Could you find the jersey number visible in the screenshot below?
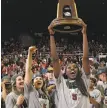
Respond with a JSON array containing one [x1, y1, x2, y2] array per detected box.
[[72, 94, 77, 100]]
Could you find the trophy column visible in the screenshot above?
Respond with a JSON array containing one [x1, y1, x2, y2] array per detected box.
[[51, 0, 83, 33]]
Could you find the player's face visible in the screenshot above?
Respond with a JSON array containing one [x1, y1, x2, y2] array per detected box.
[[99, 73, 107, 82], [89, 79, 94, 88], [16, 76, 24, 89], [66, 63, 78, 80]]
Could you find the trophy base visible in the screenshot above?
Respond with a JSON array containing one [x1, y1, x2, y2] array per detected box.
[[52, 18, 83, 33]]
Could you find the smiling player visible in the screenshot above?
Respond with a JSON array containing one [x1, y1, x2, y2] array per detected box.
[[48, 19, 90, 108]]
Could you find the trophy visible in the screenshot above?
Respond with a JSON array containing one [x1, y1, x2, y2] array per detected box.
[[51, 0, 83, 33]]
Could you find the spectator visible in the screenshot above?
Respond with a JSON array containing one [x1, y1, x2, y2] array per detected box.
[[89, 77, 101, 108], [96, 67, 107, 108]]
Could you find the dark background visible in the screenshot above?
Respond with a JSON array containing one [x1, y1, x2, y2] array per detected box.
[[1, 0, 107, 40]]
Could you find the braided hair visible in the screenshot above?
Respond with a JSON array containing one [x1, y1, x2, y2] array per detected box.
[[75, 69, 89, 96]]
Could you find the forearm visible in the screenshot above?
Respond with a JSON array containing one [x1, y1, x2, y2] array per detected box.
[[27, 51, 32, 70], [47, 85, 56, 92], [83, 32, 88, 58], [25, 51, 33, 84], [50, 35, 58, 59], [50, 35, 60, 78], [82, 31, 90, 73]]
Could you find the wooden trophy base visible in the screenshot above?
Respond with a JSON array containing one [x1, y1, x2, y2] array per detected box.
[[52, 18, 83, 33]]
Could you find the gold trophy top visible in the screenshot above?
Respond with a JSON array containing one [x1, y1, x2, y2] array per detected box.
[[51, 0, 83, 33], [57, 0, 78, 19]]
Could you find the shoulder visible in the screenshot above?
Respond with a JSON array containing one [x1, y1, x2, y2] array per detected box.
[[24, 83, 34, 91], [6, 92, 15, 103], [29, 90, 38, 97], [7, 92, 15, 98]]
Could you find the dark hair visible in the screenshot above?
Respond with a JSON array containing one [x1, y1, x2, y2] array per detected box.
[[75, 69, 89, 97], [33, 75, 49, 99], [90, 77, 97, 84], [90, 77, 97, 86], [41, 79, 49, 99]]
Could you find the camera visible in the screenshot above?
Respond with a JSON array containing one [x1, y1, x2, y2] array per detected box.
[[5, 82, 12, 90]]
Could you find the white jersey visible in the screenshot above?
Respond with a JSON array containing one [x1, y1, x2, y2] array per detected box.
[[69, 88, 82, 107], [55, 69, 90, 108]]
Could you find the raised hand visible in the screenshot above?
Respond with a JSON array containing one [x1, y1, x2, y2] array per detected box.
[[77, 19, 87, 34], [48, 24, 55, 35], [81, 22, 87, 34], [28, 46, 37, 54], [16, 94, 24, 106], [48, 18, 59, 35]]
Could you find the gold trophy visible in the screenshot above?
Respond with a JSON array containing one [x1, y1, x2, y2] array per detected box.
[[51, 0, 83, 33]]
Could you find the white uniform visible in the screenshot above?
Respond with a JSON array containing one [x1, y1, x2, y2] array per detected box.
[[54, 69, 90, 108]]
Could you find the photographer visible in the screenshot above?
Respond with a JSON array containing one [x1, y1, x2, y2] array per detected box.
[[1, 76, 12, 108]]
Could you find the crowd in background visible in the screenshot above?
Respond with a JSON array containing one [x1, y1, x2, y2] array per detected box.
[[1, 35, 107, 108]]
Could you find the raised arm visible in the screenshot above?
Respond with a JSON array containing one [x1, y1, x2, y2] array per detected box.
[[48, 24, 60, 78], [24, 46, 37, 85], [81, 20, 90, 74]]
